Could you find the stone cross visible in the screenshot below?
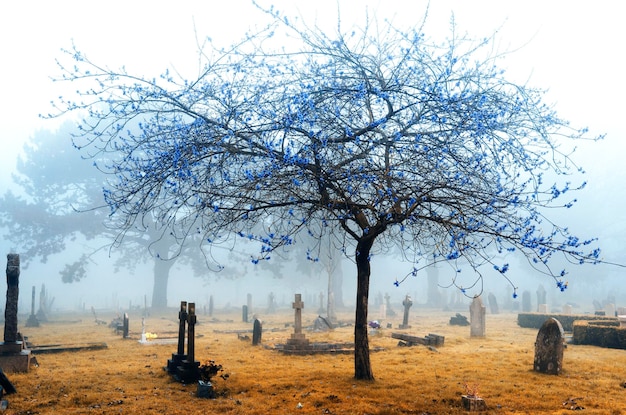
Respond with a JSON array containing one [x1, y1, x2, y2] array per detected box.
[[177, 301, 188, 356], [534, 317, 564, 374], [470, 295, 486, 337], [399, 295, 413, 329], [4, 254, 20, 343], [187, 302, 197, 363], [292, 294, 304, 335]]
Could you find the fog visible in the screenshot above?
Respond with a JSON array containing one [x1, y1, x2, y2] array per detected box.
[[1, 1, 624, 314]]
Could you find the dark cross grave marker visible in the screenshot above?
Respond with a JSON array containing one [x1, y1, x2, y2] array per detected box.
[[252, 317, 262, 346], [176, 302, 200, 383], [534, 317, 564, 375], [399, 295, 413, 329], [25, 286, 40, 327], [166, 301, 188, 374]]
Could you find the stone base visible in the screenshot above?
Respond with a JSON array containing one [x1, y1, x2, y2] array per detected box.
[[166, 353, 187, 374], [175, 360, 200, 384], [25, 314, 40, 328], [462, 395, 486, 411], [0, 342, 31, 373], [398, 324, 411, 329]]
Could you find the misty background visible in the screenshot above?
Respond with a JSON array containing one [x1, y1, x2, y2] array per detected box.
[[0, 1, 624, 313]]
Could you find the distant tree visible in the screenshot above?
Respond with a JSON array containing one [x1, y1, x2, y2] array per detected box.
[[51, 7, 602, 380], [0, 123, 225, 308]]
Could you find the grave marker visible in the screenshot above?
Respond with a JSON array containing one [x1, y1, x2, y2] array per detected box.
[[399, 295, 413, 329], [122, 313, 129, 339], [166, 301, 188, 374], [534, 317, 564, 375], [252, 317, 262, 346], [487, 292, 499, 314], [25, 286, 40, 328], [285, 294, 310, 348], [470, 296, 486, 337], [242, 305, 248, 323], [176, 302, 201, 383]]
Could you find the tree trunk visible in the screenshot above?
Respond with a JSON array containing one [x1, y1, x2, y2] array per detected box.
[[152, 259, 174, 309], [354, 238, 374, 380]]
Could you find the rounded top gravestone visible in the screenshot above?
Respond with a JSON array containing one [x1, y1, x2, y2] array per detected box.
[[534, 317, 565, 375]]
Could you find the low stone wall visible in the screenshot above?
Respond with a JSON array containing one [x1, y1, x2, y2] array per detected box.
[[572, 320, 626, 349], [517, 313, 616, 332]]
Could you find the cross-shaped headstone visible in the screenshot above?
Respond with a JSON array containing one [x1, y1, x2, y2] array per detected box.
[[292, 294, 304, 335]]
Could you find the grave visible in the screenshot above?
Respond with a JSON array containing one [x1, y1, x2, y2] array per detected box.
[[391, 332, 444, 347], [521, 290, 532, 312], [242, 305, 249, 323], [487, 292, 499, 314], [533, 317, 564, 375], [175, 302, 201, 383], [449, 313, 469, 326], [284, 294, 310, 349], [166, 301, 188, 374], [399, 295, 413, 329], [252, 317, 262, 346], [25, 286, 40, 328], [0, 254, 33, 372], [470, 296, 486, 337]]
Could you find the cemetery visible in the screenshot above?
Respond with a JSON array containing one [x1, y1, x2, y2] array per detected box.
[[1, 285, 626, 413]]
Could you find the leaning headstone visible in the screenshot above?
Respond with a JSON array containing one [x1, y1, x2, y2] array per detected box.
[[522, 291, 532, 312], [399, 295, 413, 329], [470, 296, 486, 337], [313, 315, 333, 332], [534, 317, 564, 375], [0, 254, 32, 372], [25, 286, 40, 328], [252, 317, 262, 346], [487, 292, 499, 314]]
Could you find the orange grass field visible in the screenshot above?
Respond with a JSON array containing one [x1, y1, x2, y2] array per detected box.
[[5, 307, 626, 414]]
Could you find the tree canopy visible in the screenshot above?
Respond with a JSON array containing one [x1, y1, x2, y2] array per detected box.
[[50, 6, 602, 379]]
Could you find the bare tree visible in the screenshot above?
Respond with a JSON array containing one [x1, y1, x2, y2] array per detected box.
[[51, 7, 602, 380]]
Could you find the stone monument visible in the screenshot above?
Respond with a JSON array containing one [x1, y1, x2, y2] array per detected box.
[[534, 317, 564, 375], [0, 254, 32, 372], [399, 295, 413, 329], [284, 294, 310, 349], [470, 295, 486, 337]]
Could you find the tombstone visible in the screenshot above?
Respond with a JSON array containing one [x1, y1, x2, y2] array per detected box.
[[36, 284, 50, 322], [533, 317, 564, 375], [562, 304, 573, 315], [122, 313, 130, 339], [285, 294, 309, 348], [0, 254, 32, 372], [318, 292, 325, 314], [176, 302, 201, 383], [267, 292, 276, 314], [242, 305, 249, 323], [522, 290, 532, 312], [166, 301, 188, 374], [399, 295, 413, 329], [139, 317, 148, 344], [208, 295, 214, 317], [487, 292, 499, 314], [25, 286, 40, 328], [605, 303, 616, 317], [470, 296, 486, 337], [449, 313, 470, 326], [384, 293, 396, 317], [246, 293, 253, 315], [536, 285, 547, 311], [252, 317, 262, 346]]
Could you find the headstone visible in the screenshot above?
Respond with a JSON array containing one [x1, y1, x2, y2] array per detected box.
[[242, 305, 248, 323], [267, 292, 276, 314], [470, 296, 486, 337], [252, 317, 262, 345], [25, 286, 40, 327], [522, 291, 532, 312], [285, 294, 309, 348], [399, 295, 413, 329], [122, 313, 129, 339], [139, 317, 148, 344], [166, 301, 188, 374], [536, 285, 547, 311], [487, 292, 499, 314], [534, 317, 564, 375], [384, 293, 396, 317], [36, 284, 50, 322], [176, 302, 200, 383], [562, 304, 572, 315], [313, 315, 333, 332], [0, 254, 32, 372], [449, 313, 470, 326], [605, 303, 616, 317]]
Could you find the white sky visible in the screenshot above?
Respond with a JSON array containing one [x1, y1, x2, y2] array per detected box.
[[0, 1, 624, 305]]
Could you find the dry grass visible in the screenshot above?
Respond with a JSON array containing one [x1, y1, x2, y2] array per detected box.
[[6, 308, 626, 414]]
